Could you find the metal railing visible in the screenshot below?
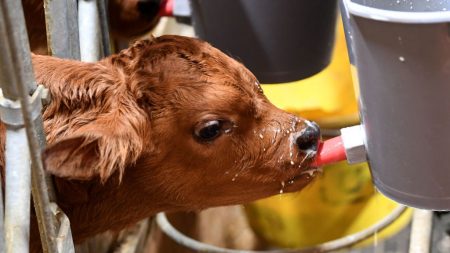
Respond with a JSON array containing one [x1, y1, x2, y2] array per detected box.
[[0, 0, 111, 252], [0, 0, 72, 252]]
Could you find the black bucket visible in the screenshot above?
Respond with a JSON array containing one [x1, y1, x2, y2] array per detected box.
[[189, 0, 339, 83]]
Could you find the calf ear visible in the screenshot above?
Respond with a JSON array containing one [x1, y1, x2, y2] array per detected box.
[[43, 135, 100, 180], [43, 112, 148, 182]]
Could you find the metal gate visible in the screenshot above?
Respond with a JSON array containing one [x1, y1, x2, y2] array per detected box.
[[0, 1, 111, 252]]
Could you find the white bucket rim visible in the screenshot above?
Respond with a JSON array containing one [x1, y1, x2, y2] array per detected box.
[[156, 205, 408, 253], [344, 0, 450, 24]]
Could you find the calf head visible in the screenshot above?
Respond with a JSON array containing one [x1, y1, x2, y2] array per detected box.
[[43, 35, 321, 213]]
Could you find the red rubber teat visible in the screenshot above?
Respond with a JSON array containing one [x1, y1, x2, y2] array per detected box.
[[159, 0, 174, 16], [312, 136, 347, 167]]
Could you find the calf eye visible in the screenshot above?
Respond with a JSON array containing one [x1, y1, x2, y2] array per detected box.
[[195, 120, 223, 142], [194, 119, 235, 143]]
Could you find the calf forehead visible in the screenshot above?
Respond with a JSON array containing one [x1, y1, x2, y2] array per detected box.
[[143, 36, 264, 112], [202, 57, 262, 98], [163, 53, 261, 100]]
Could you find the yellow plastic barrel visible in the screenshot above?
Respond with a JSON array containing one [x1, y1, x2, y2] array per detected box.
[[245, 18, 412, 249], [245, 161, 412, 248]]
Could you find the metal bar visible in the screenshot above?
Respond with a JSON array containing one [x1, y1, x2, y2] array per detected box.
[[49, 204, 75, 253], [0, 1, 40, 252], [43, 1, 80, 252], [113, 219, 150, 253], [0, 1, 36, 98], [409, 209, 433, 253], [44, 0, 81, 59], [0, 163, 5, 253], [4, 127, 31, 253], [97, 0, 112, 57], [30, 115, 60, 253], [79, 0, 112, 61], [79, 0, 102, 62], [0, 1, 72, 253]]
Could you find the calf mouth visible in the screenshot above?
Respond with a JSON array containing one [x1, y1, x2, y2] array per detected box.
[[276, 154, 322, 194]]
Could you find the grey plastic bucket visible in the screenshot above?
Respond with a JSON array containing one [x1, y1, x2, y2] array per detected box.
[[189, 0, 338, 84], [342, 0, 450, 210]]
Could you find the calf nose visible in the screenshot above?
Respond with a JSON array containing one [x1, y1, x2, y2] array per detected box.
[[296, 121, 320, 152]]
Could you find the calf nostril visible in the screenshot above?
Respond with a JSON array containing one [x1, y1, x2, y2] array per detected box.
[[296, 134, 318, 151], [296, 123, 320, 152]]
